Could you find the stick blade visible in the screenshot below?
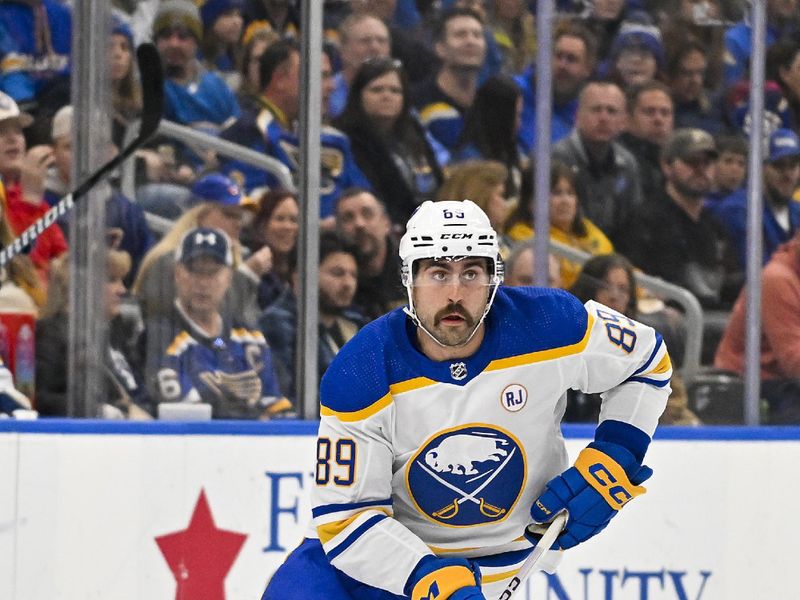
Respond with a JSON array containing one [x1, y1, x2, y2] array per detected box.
[[135, 42, 164, 140]]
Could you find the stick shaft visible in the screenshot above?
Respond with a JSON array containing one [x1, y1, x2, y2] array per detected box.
[[497, 513, 567, 600]]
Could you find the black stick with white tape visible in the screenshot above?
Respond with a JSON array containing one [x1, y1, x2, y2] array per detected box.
[[0, 43, 164, 267]]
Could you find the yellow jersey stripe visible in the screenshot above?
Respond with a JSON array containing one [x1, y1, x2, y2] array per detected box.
[[317, 508, 391, 545], [389, 377, 436, 395], [482, 569, 520, 584], [320, 392, 393, 422], [166, 331, 192, 356], [486, 314, 595, 371], [646, 351, 672, 376]]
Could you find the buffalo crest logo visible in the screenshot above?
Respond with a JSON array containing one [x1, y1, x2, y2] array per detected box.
[[406, 425, 526, 526]]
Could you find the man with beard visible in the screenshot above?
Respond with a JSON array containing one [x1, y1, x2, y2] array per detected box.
[[259, 232, 365, 400], [412, 7, 487, 151], [335, 188, 406, 320], [707, 128, 800, 271], [263, 199, 671, 599], [515, 20, 597, 152], [621, 128, 734, 309], [152, 226, 290, 419]]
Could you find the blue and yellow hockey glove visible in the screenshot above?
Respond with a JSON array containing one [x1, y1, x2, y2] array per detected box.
[[527, 441, 652, 550], [405, 555, 486, 600]]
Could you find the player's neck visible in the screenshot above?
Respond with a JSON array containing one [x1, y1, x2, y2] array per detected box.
[[416, 324, 485, 362]]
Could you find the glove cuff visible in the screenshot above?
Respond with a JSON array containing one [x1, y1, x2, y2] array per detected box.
[[574, 447, 646, 510], [406, 555, 479, 600]]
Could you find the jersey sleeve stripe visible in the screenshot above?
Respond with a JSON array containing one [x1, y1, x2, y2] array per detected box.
[[317, 507, 392, 544], [320, 392, 393, 422], [325, 514, 387, 561], [645, 351, 672, 376], [632, 333, 663, 376], [312, 498, 393, 518], [624, 375, 671, 388], [485, 313, 595, 372]]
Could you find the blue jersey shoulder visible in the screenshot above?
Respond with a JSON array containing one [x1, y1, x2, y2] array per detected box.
[[489, 286, 588, 357], [320, 309, 416, 413]]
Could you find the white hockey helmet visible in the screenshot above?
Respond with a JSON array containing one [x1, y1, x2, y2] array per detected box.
[[399, 200, 504, 345]]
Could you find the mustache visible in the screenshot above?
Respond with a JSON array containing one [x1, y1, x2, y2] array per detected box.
[[434, 303, 473, 326]]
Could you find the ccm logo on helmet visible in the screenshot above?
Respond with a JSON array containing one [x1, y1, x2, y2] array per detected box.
[[440, 233, 473, 239]]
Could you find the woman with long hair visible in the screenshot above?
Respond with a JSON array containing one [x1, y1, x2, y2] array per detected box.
[[505, 161, 613, 288], [109, 19, 142, 148], [334, 57, 446, 227], [241, 188, 300, 309], [452, 74, 525, 199]]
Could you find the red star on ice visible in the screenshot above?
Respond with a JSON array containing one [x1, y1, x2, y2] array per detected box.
[[156, 489, 248, 600]]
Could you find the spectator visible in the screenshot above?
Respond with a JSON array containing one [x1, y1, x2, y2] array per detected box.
[[0, 0, 71, 143], [109, 18, 142, 149], [665, 39, 727, 135], [44, 105, 154, 287], [552, 80, 642, 247], [151, 226, 291, 419], [715, 228, 800, 424], [602, 19, 666, 90], [723, 0, 799, 88], [329, 14, 392, 118], [453, 74, 525, 198], [335, 57, 446, 227], [723, 79, 795, 141], [0, 92, 67, 278], [486, 0, 536, 74], [133, 173, 266, 326], [0, 356, 34, 418], [709, 133, 748, 202], [0, 190, 44, 312], [506, 160, 614, 289], [619, 81, 675, 201], [503, 240, 562, 288], [767, 39, 800, 132], [413, 7, 487, 151], [707, 128, 800, 271], [621, 128, 735, 309], [200, 0, 246, 91], [569, 253, 692, 422], [153, 0, 240, 167], [515, 19, 597, 150], [241, 188, 300, 310], [260, 231, 366, 399], [437, 160, 516, 258], [335, 188, 406, 320], [580, 0, 630, 59], [242, 0, 300, 37], [236, 21, 280, 113], [221, 38, 369, 222], [35, 249, 152, 419]]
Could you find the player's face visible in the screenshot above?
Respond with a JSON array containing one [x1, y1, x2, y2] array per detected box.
[[336, 192, 390, 258], [264, 196, 299, 255], [629, 90, 674, 145], [595, 267, 632, 315], [361, 71, 404, 124], [412, 258, 491, 348], [175, 256, 232, 316], [319, 252, 358, 313]]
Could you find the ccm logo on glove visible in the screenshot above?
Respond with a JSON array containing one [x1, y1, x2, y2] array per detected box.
[[575, 448, 645, 509]]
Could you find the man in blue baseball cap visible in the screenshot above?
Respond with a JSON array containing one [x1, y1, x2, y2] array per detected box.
[[707, 128, 800, 270]]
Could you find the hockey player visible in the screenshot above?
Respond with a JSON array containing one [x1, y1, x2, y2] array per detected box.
[[263, 200, 671, 599]]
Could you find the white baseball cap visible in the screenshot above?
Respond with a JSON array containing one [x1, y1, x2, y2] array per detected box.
[[0, 92, 33, 128]]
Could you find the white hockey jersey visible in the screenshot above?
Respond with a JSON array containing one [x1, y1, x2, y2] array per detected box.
[[311, 287, 671, 596]]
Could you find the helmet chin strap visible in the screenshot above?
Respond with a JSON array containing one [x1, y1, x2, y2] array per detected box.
[[403, 282, 500, 350]]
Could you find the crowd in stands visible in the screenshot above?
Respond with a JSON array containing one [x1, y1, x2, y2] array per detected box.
[[0, 0, 799, 425]]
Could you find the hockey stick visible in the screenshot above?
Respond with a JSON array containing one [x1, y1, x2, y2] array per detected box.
[[0, 42, 164, 267], [497, 512, 567, 600]]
